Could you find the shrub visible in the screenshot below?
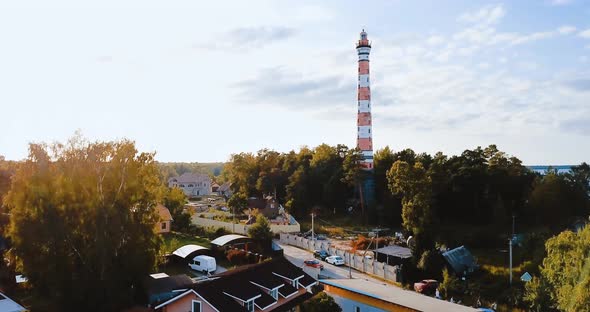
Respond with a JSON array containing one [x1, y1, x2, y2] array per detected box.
[[226, 249, 249, 265]]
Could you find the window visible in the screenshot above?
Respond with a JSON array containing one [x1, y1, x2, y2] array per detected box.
[[194, 260, 201, 266], [355, 306, 361, 312], [270, 288, 278, 300], [161, 222, 167, 230], [245, 300, 254, 312], [192, 300, 202, 312], [188, 184, 194, 187], [180, 184, 185, 187]]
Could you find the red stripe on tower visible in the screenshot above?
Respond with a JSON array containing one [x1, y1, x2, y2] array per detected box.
[[356, 29, 373, 170]]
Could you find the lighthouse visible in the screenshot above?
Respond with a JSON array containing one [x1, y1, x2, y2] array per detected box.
[[356, 29, 373, 170], [356, 29, 375, 214]]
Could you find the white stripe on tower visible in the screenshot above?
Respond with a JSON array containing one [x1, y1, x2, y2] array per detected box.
[[356, 29, 373, 170]]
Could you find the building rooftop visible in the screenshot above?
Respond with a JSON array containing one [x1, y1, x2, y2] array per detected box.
[[321, 279, 478, 312], [373, 245, 412, 259], [168, 172, 211, 184], [0, 292, 27, 312]]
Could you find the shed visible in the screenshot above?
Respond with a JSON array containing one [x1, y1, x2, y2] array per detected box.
[[373, 245, 412, 265], [442, 245, 478, 276]]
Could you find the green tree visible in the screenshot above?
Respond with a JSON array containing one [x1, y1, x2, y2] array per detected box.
[[162, 187, 191, 231], [525, 225, 590, 311], [5, 136, 162, 311], [247, 215, 273, 243], [228, 192, 248, 217], [439, 268, 461, 299], [300, 292, 342, 312]]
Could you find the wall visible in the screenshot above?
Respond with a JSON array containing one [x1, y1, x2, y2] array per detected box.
[[192, 216, 300, 235], [161, 291, 218, 312], [279, 233, 401, 283], [323, 285, 415, 312]]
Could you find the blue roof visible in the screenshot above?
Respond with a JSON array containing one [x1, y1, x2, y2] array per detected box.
[[442, 246, 477, 274]]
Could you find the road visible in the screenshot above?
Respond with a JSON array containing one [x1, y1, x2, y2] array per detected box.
[[275, 240, 391, 284]]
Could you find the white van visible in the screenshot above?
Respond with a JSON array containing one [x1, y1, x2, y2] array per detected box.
[[188, 255, 216, 274]]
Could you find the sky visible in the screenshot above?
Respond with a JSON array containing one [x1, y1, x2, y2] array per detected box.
[[0, 0, 589, 165]]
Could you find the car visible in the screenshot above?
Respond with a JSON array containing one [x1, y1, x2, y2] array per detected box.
[[313, 250, 329, 261], [413, 279, 439, 294], [325, 255, 345, 266], [303, 259, 324, 270], [189, 255, 217, 274]]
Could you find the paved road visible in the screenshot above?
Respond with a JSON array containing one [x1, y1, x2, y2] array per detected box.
[[275, 240, 391, 284]]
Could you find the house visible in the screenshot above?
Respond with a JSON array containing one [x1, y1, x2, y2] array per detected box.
[[168, 173, 212, 197], [218, 182, 233, 198], [211, 183, 220, 195], [321, 279, 478, 312], [0, 291, 26, 312], [155, 204, 173, 234], [149, 257, 316, 312], [145, 273, 195, 306], [248, 196, 281, 219]]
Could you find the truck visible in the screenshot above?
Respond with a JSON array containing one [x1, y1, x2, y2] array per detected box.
[[188, 255, 217, 274]]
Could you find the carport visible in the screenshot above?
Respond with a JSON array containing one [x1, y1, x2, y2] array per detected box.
[[211, 234, 252, 251], [172, 244, 211, 260]]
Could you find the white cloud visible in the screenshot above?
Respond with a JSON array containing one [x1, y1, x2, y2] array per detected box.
[[549, 0, 574, 5], [458, 4, 505, 25], [579, 29, 590, 38], [558, 25, 577, 34], [426, 35, 445, 46]]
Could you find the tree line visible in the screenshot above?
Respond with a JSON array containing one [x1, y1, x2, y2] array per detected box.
[[223, 144, 589, 232]]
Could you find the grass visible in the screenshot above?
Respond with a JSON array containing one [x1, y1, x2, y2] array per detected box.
[[161, 231, 211, 254]]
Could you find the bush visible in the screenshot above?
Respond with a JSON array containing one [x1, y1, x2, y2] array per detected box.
[[417, 249, 445, 278], [226, 249, 249, 265], [350, 235, 391, 251]]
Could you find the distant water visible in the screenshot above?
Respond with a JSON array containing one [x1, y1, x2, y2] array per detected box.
[[527, 165, 574, 174]]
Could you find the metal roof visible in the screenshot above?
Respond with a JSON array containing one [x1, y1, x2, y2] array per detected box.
[[320, 279, 478, 312], [211, 234, 249, 247], [172, 244, 210, 258], [373, 245, 412, 259], [442, 245, 477, 274]]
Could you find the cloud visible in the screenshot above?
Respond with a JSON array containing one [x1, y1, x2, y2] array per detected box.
[[549, 0, 574, 5], [458, 4, 505, 25], [426, 35, 445, 46], [560, 118, 590, 136], [232, 66, 352, 109], [579, 29, 590, 38], [564, 78, 590, 92], [558, 25, 577, 34], [194, 26, 296, 50]]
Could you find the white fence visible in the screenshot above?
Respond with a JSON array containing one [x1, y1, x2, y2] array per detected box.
[[192, 216, 300, 235], [279, 233, 402, 283]]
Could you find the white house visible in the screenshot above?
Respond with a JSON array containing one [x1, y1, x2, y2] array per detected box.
[[168, 173, 212, 197]]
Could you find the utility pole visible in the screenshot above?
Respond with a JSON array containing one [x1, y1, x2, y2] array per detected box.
[[509, 238, 513, 286], [311, 213, 315, 241], [349, 252, 353, 278], [512, 214, 516, 238]]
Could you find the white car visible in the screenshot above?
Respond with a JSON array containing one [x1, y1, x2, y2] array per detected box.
[[325, 255, 345, 266]]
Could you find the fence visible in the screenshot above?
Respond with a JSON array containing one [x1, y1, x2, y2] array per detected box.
[[192, 216, 301, 235], [279, 233, 402, 283]]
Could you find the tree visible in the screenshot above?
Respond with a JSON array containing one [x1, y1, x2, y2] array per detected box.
[[248, 215, 273, 243], [162, 187, 191, 231], [300, 292, 342, 312], [228, 192, 248, 217], [5, 136, 162, 311], [439, 268, 461, 299], [524, 225, 590, 311]]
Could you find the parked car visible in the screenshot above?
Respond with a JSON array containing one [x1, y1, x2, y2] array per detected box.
[[325, 255, 345, 266], [303, 259, 324, 270], [313, 250, 329, 261], [189, 255, 217, 274], [413, 279, 439, 294], [316, 234, 327, 240]]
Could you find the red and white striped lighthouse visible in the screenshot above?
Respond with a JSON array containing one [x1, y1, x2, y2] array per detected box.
[[356, 29, 373, 170]]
